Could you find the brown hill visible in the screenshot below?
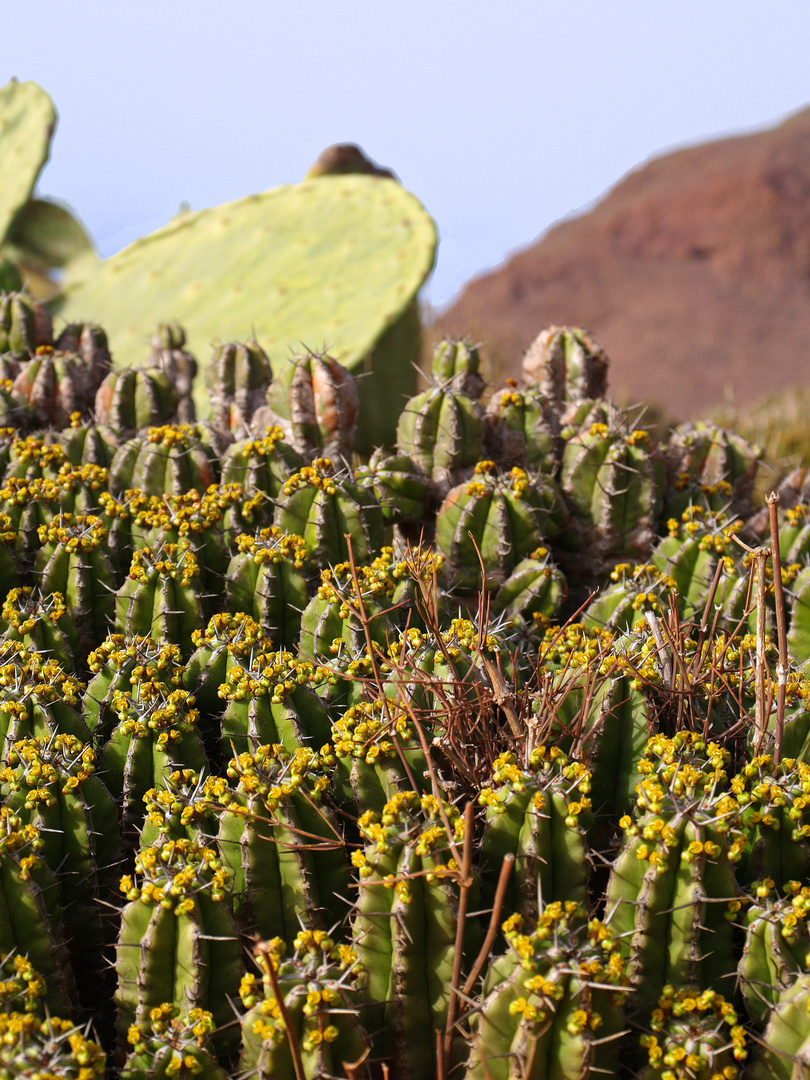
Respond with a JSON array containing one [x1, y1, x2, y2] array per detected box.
[[435, 107, 810, 419]]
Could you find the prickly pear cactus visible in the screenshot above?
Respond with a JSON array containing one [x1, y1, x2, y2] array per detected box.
[[0, 79, 56, 245], [56, 176, 437, 451]]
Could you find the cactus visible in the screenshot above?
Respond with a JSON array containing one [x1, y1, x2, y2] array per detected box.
[[115, 541, 207, 659], [0, 291, 52, 359], [331, 699, 429, 813], [122, 1004, 228, 1080], [95, 366, 179, 433], [54, 322, 112, 387], [352, 791, 478, 1079], [84, 635, 185, 742], [218, 650, 331, 759], [0, 734, 120, 1013], [0, 1013, 105, 1080], [485, 380, 558, 472], [738, 880, 810, 1027], [0, 645, 88, 755], [206, 339, 272, 433], [274, 457, 384, 570], [225, 530, 311, 649], [396, 375, 484, 495], [0, 953, 48, 1015], [0, 587, 80, 666], [466, 903, 628, 1080], [0, 810, 75, 1018], [116, 838, 242, 1049], [266, 349, 360, 463], [734, 756, 810, 889], [664, 422, 762, 521], [478, 748, 593, 921], [354, 449, 431, 525], [238, 932, 369, 1080], [56, 175, 437, 451], [13, 345, 99, 428], [521, 325, 610, 416], [183, 612, 274, 755], [148, 323, 198, 423], [140, 769, 221, 849], [34, 513, 115, 653], [637, 986, 747, 1080], [299, 551, 401, 663], [219, 426, 303, 511], [559, 416, 664, 575], [0, 80, 57, 250], [436, 461, 567, 592], [214, 743, 349, 945], [605, 733, 743, 1017], [102, 686, 207, 836], [109, 424, 218, 498]]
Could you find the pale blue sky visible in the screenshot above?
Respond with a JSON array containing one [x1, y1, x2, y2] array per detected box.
[[9, 2, 810, 309]]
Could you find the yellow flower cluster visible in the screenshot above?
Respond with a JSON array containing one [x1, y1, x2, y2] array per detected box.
[[219, 650, 317, 704], [127, 1002, 214, 1064], [2, 587, 68, 634], [331, 700, 414, 762], [112, 687, 198, 748], [0, 953, 46, 1013], [500, 907, 628, 1033], [127, 541, 199, 586], [36, 512, 107, 550], [235, 526, 309, 568], [641, 985, 746, 1079], [0, 1012, 106, 1078], [281, 458, 337, 497], [1, 734, 96, 804], [119, 839, 231, 912], [190, 611, 268, 653], [0, 646, 84, 706]]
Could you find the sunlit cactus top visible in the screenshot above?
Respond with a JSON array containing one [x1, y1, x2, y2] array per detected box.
[[119, 838, 231, 912]]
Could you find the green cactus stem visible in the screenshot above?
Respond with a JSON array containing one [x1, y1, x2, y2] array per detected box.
[[116, 837, 242, 1051]]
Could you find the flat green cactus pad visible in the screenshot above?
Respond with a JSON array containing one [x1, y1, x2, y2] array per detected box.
[[55, 176, 437, 449], [0, 79, 56, 243], [4, 198, 95, 272]]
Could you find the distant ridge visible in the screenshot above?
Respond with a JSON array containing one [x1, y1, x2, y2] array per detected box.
[[436, 107, 810, 417]]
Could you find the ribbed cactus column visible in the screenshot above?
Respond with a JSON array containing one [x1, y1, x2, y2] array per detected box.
[[436, 461, 567, 592], [606, 733, 744, 1017], [219, 649, 331, 758], [0, 645, 88, 755], [466, 903, 629, 1080], [213, 743, 349, 946], [299, 552, 399, 662], [225, 530, 311, 649], [274, 457, 384, 570], [352, 790, 478, 1080], [34, 512, 115, 652], [238, 931, 369, 1080], [0, 810, 76, 1018], [122, 1004, 229, 1080], [101, 685, 207, 836], [116, 838, 242, 1052], [109, 424, 218, 497], [115, 541, 207, 659], [478, 747, 593, 921], [738, 880, 810, 1027], [84, 634, 186, 742]]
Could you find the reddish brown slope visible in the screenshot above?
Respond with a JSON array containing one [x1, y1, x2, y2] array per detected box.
[[436, 107, 810, 417]]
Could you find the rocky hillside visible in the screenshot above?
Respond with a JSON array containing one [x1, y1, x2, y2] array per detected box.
[[436, 107, 810, 420]]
